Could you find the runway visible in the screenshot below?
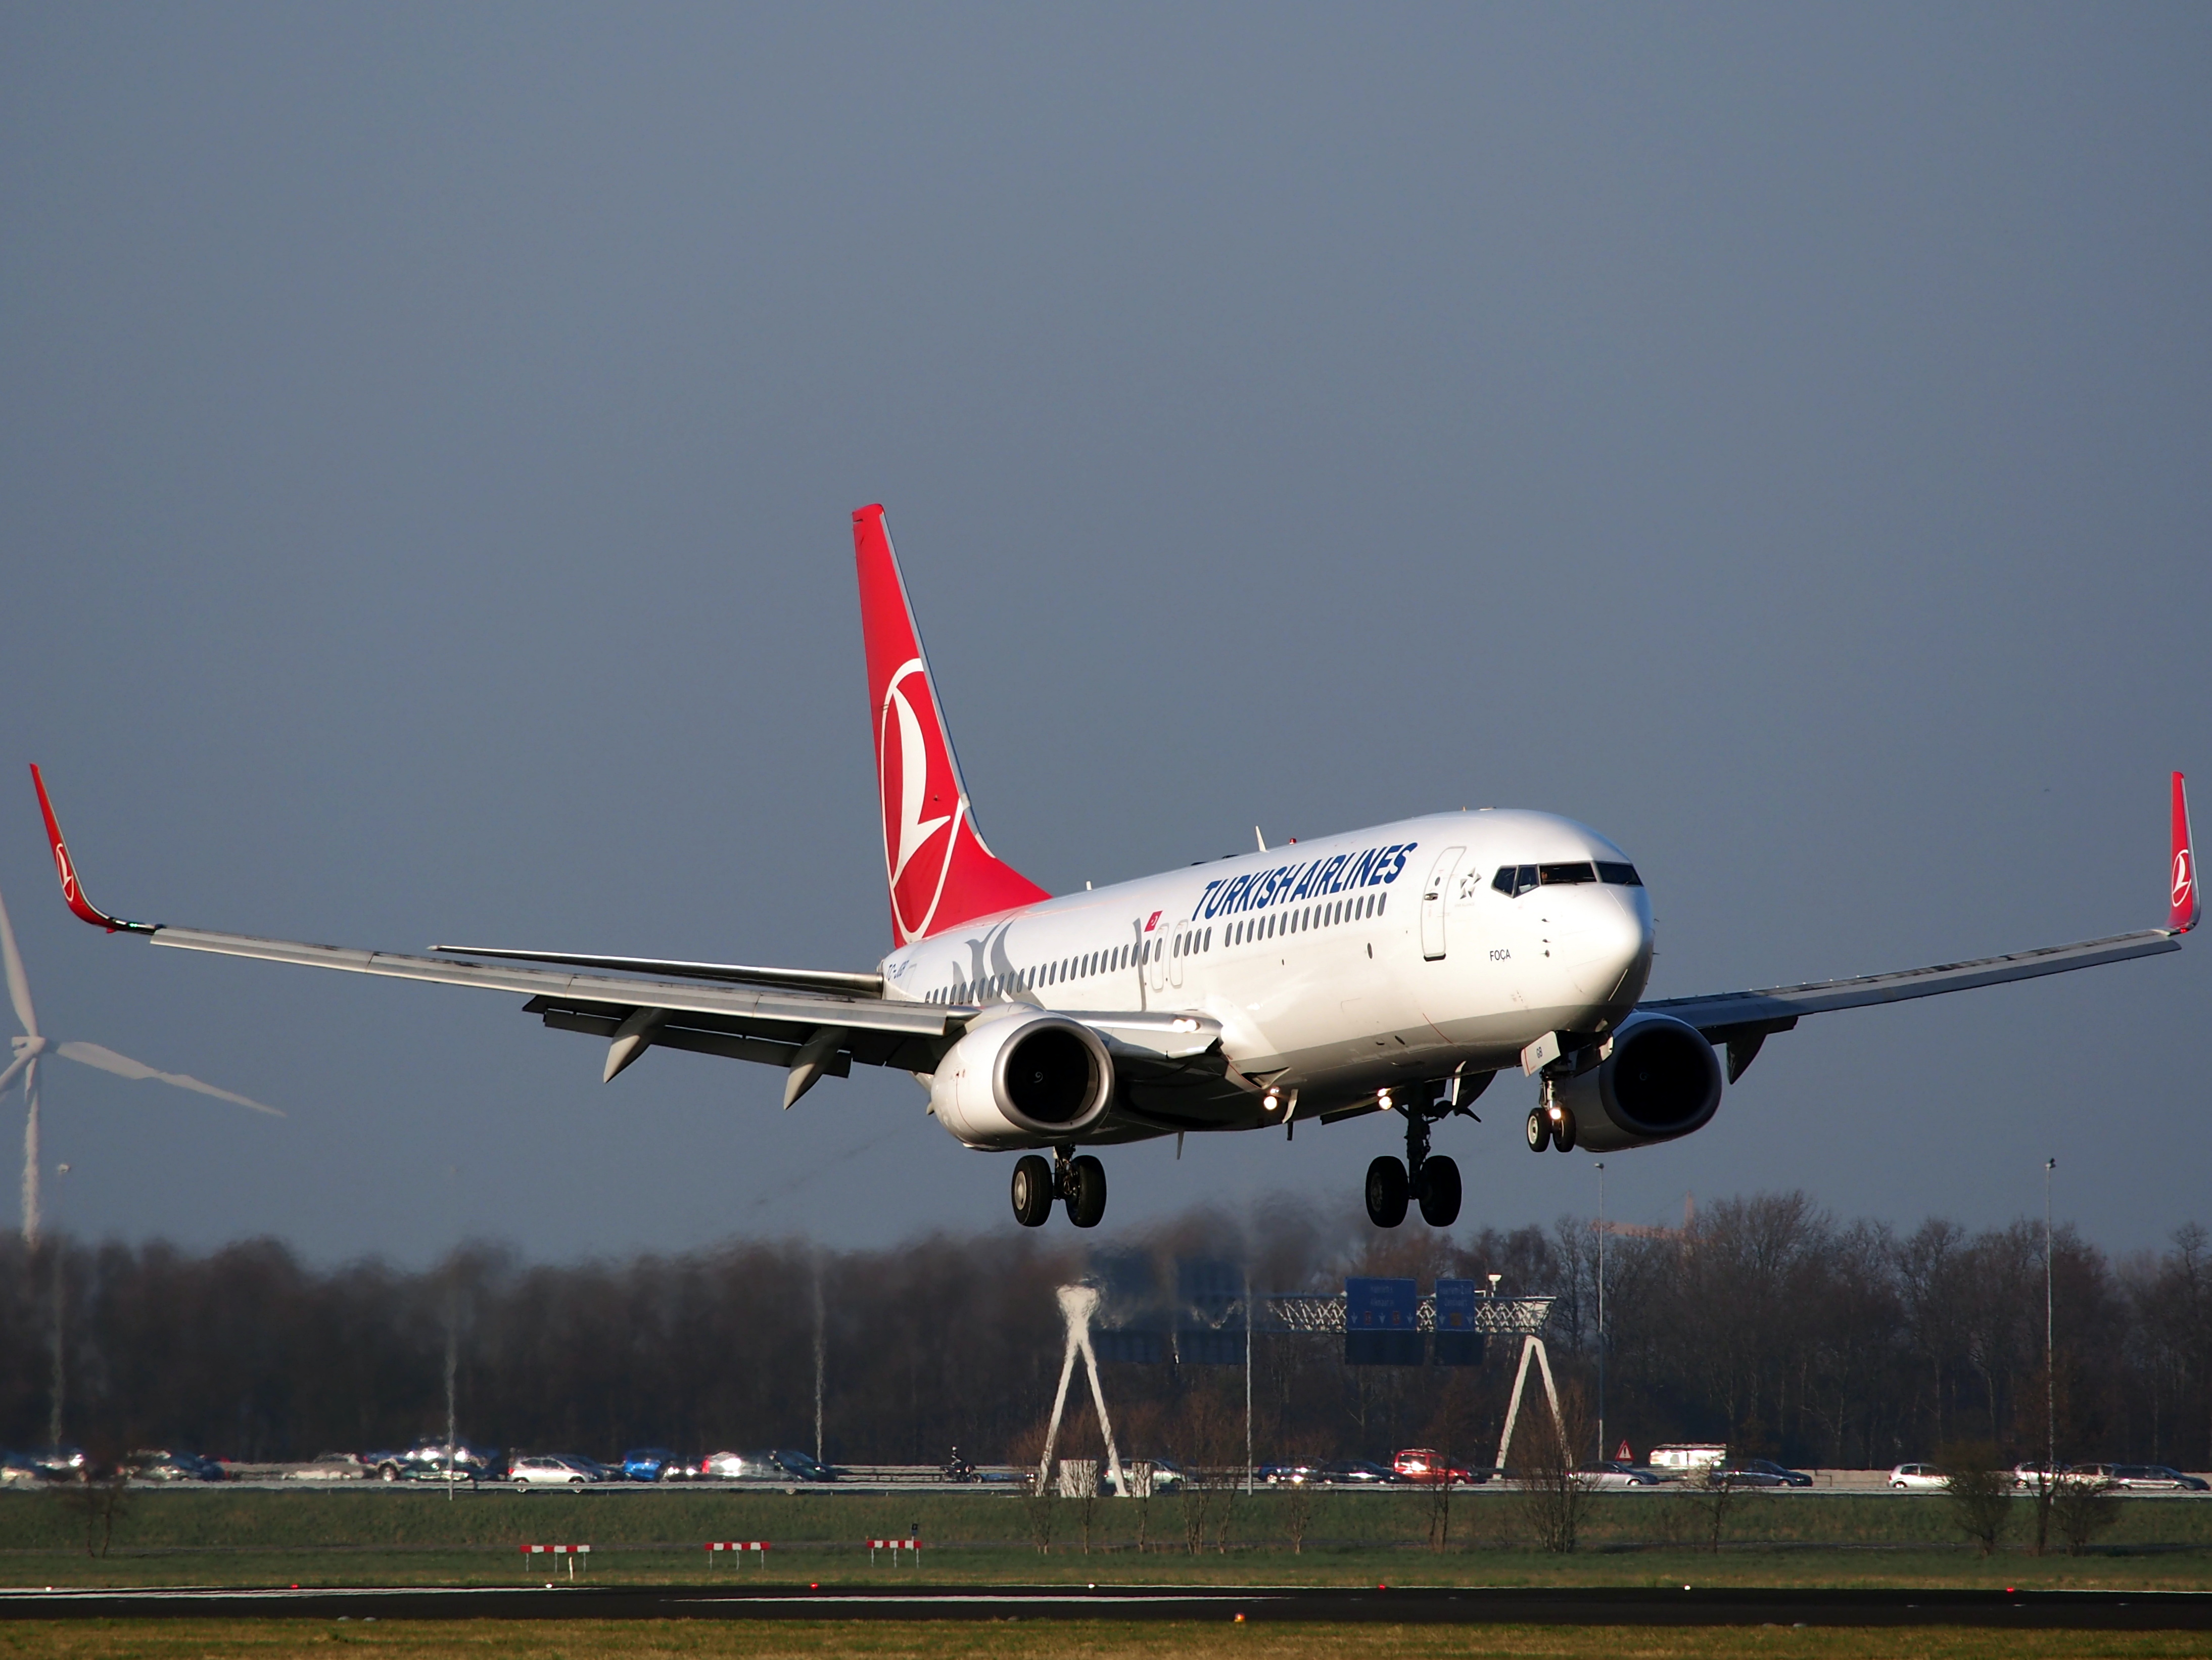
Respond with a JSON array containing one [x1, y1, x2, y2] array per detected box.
[[1, 1584, 2207, 1628]]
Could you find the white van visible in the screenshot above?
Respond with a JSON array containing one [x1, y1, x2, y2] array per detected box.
[[1646, 1444, 1727, 1473]]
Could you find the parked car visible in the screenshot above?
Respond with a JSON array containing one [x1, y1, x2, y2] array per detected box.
[[1888, 1463, 1947, 1490], [2068, 1462, 2204, 1492], [2111, 1464, 2209, 1492], [700, 1450, 784, 1481], [619, 1448, 683, 1482], [769, 1448, 837, 1482], [1393, 1448, 1474, 1485], [2012, 1461, 2098, 1490], [1319, 1460, 1399, 1485], [1707, 1460, 1801, 1489], [510, 1455, 603, 1489], [1725, 1458, 1811, 1489], [372, 1442, 501, 1484], [125, 1449, 225, 1482], [1103, 1458, 1186, 1495], [30, 1447, 88, 1482], [1577, 1461, 1663, 1489]]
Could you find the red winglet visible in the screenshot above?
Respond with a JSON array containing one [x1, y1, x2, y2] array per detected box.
[[2174, 771, 2200, 934], [29, 765, 152, 935]]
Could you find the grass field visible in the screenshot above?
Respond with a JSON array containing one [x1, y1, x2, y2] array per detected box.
[[0, 1490, 2206, 1592], [0, 1623, 2208, 1660]]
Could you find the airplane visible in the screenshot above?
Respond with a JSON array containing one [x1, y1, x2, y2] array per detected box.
[[29, 504, 2201, 1232]]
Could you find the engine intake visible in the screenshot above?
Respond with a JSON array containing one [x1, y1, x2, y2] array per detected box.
[[928, 1010, 1115, 1149], [1556, 1012, 1723, 1151]]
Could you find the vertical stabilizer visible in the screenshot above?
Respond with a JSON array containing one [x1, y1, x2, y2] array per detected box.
[[852, 506, 1049, 946], [2173, 771, 2199, 934]]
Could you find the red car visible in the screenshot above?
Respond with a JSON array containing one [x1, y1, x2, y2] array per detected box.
[[1392, 1448, 1473, 1485]]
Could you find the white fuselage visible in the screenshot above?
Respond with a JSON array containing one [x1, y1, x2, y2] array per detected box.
[[879, 809, 1654, 1139]]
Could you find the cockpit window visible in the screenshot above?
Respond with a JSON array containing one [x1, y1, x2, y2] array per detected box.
[[1537, 862, 1596, 886], [1491, 865, 1540, 897], [1595, 861, 1642, 886]]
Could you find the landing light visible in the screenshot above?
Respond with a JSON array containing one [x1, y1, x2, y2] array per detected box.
[[1169, 1017, 1200, 1032]]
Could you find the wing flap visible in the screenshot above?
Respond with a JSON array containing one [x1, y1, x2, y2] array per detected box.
[[148, 925, 947, 1038], [432, 944, 883, 997]]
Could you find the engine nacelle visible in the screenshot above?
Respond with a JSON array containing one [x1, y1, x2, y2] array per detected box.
[[1555, 1012, 1723, 1151], [928, 1008, 1115, 1150]]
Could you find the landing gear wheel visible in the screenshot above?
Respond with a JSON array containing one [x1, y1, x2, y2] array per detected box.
[[1525, 1108, 1551, 1153], [1416, 1155, 1462, 1227], [1063, 1155, 1108, 1228], [1364, 1156, 1409, 1228], [1011, 1155, 1054, 1227], [1551, 1109, 1577, 1153]]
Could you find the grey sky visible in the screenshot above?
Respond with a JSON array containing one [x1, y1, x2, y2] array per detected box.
[[3, 5, 2206, 1265]]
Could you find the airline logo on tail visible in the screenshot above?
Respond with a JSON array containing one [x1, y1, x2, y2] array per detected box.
[[878, 657, 961, 941], [853, 506, 1049, 945]]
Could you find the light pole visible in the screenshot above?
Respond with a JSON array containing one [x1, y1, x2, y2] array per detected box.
[[1594, 1161, 1606, 1465], [1244, 1267, 1254, 1496], [48, 1163, 68, 1453], [443, 1163, 460, 1502], [813, 1254, 826, 1467], [2044, 1157, 2056, 1481]]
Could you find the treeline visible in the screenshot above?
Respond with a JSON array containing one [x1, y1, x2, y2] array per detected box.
[[0, 1194, 2207, 1472]]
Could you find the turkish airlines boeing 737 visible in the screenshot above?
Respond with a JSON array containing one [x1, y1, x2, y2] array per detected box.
[[31, 505, 2201, 1230]]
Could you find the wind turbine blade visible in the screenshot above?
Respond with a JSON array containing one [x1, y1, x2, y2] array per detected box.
[[53, 1042, 283, 1116], [0, 1052, 31, 1098], [0, 887, 38, 1038]]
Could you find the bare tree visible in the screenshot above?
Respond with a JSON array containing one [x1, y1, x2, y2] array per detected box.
[[1674, 1462, 1738, 1555], [1940, 1443, 2013, 1556], [2051, 1476, 2120, 1556], [1514, 1382, 1596, 1554]]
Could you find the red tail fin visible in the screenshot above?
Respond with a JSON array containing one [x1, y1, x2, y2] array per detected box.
[[2173, 771, 2199, 934], [852, 506, 1049, 945]]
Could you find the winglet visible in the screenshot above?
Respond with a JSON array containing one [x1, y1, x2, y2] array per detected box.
[[28, 766, 156, 935], [2173, 771, 2199, 934]]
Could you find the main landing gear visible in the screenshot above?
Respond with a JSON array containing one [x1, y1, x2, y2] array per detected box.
[[1011, 1149, 1107, 1229], [1364, 1096, 1462, 1230]]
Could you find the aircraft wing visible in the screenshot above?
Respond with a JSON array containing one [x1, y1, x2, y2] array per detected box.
[[30, 767, 948, 1096], [1642, 772, 2198, 1082]]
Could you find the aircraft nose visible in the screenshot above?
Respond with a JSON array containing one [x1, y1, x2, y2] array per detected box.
[[1559, 886, 1653, 1003]]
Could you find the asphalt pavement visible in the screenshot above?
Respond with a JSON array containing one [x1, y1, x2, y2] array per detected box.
[[0, 1584, 2207, 1627]]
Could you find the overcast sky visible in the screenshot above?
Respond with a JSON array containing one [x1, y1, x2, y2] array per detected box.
[[3, 4, 2206, 1267]]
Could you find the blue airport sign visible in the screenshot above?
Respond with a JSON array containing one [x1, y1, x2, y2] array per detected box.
[[1344, 1276, 1422, 1366]]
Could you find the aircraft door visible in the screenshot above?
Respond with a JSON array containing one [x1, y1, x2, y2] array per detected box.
[[1169, 921, 1189, 989], [1147, 928, 1167, 992], [1420, 846, 1467, 961]]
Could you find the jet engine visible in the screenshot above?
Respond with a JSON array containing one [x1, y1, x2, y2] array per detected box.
[[928, 1008, 1115, 1149], [1553, 1012, 1723, 1151]]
